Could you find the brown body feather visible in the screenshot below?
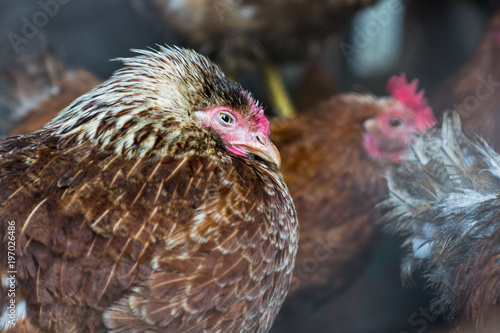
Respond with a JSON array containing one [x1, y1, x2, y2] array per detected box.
[[0, 47, 298, 332]]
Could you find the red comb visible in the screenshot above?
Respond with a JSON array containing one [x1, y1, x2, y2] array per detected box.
[[387, 73, 437, 132]]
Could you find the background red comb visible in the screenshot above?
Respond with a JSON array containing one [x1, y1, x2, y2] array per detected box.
[[387, 73, 437, 132]]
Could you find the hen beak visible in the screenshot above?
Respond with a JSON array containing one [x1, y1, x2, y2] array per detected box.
[[363, 119, 379, 134], [239, 133, 281, 169]]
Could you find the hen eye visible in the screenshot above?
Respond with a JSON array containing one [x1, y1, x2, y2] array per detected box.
[[389, 118, 402, 127], [220, 113, 233, 124]]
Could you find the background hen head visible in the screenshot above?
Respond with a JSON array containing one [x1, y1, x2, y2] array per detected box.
[[363, 73, 437, 162], [46, 46, 279, 166]]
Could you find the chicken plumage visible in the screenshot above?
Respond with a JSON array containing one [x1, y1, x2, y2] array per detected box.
[[0, 46, 298, 333], [431, 5, 500, 151], [270, 74, 436, 303], [382, 111, 500, 332]]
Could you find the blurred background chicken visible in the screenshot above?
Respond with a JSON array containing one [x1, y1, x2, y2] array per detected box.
[[142, 0, 378, 71], [136, 0, 380, 116], [382, 111, 500, 332], [431, 4, 500, 152], [271, 74, 436, 331]]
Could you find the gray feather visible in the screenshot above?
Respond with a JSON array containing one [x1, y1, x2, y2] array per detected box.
[[381, 111, 500, 323]]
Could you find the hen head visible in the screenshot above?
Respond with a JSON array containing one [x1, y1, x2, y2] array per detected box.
[[46, 46, 280, 167], [363, 73, 437, 162], [193, 98, 279, 166]]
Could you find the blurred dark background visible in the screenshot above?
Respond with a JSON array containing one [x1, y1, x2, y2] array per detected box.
[[0, 1, 497, 332]]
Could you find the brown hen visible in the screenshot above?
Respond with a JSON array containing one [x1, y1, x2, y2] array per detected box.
[[0, 46, 298, 333], [271, 74, 437, 304]]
